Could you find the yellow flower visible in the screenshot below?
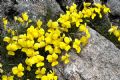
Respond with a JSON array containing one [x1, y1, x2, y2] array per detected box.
[[73, 39, 81, 53], [26, 40, 34, 48], [103, 5, 110, 14], [108, 26, 118, 34], [35, 55, 44, 67], [3, 37, 11, 43], [12, 63, 24, 77], [41, 71, 58, 80], [113, 30, 120, 37], [2, 75, 14, 80], [65, 45, 71, 51], [6, 43, 18, 51], [2, 17, 8, 25], [70, 3, 77, 12], [35, 67, 46, 79], [25, 57, 36, 67], [18, 17, 24, 23], [53, 47, 61, 54], [25, 48, 38, 57], [61, 53, 70, 64], [83, 2, 91, 7], [8, 51, 15, 56], [79, 23, 87, 32], [59, 42, 66, 49], [45, 45, 53, 54], [37, 19, 42, 28], [95, 3, 102, 8], [80, 36, 88, 46], [34, 43, 40, 50], [22, 12, 29, 21], [47, 20, 58, 29], [64, 37, 71, 44], [46, 53, 58, 66]]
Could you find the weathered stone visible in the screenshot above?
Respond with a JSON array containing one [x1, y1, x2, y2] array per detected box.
[[107, 0, 120, 16], [53, 28, 120, 80], [93, 0, 101, 3]]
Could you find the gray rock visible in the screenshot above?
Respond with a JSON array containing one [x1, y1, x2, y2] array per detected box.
[[53, 28, 120, 80], [93, 0, 101, 3], [107, 0, 120, 16]]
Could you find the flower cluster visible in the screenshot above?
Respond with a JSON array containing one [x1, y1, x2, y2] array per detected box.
[[1, 2, 110, 80], [108, 25, 120, 41], [2, 75, 14, 80]]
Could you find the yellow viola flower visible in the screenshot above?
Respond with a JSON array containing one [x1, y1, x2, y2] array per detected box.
[[45, 45, 53, 54], [61, 53, 70, 64], [39, 41, 46, 48], [108, 26, 118, 34], [95, 3, 102, 8], [37, 36, 45, 42], [25, 57, 36, 67], [2, 75, 14, 80], [26, 48, 38, 57], [62, 21, 71, 28], [47, 20, 52, 28], [59, 42, 66, 49], [19, 34, 27, 39], [45, 36, 52, 44], [35, 55, 44, 67], [18, 39, 27, 47], [73, 39, 81, 53], [46, 53, 58, 66], [103, 5, 110, 14], [94, 8, 101, 14], [37, 19, 42, 28], [38, 28, 45, 37], [41, 73, 57, 80], [79, 23, 87, 32], [83, 2, 91, 7], [91, 13, 96, 19], [85, 29, 91, 38], [70, 3, 77, 12], [8, 51, 15, 56], [2, 17, 8, 25], [18, 17, 24, 23], [34, 43, 40, 50], [27, 33, 34, 40], [35, 67, 46, 79], [3, 36, 11, 43], [22, 12, 29, 21], [26, 40, 34, 48], [26, 66, 31, 71], [12, 36, 18, 41], [113, 30, 120, 37], [12, 63, 24, 77], [6, 43, 18, 51], [80, 36, 88, 46], [45, 71, 58, 80], [64, 37, 72, 44], [53, 47, 61, 54], [65, 45, 71, 51]]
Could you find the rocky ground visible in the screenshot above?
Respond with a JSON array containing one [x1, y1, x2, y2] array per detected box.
[[0, 0, 120, 80]]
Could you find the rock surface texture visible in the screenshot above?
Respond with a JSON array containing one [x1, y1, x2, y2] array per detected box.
[[107, 0, 120, 16], [53, 28, 120, 80]]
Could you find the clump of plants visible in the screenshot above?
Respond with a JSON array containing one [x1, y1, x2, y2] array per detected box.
[[0, 2, 110, 80], [108, 25, 120, 41]]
